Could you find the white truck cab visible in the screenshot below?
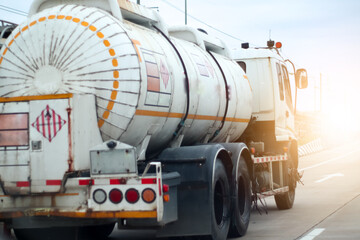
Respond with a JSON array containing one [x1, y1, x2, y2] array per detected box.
[[232, 41, 308, 146]]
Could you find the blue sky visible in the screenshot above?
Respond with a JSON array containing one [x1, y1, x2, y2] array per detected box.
[[1, 0, 360, 117]]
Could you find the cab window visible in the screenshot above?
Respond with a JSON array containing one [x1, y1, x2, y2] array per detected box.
[[238, 61, 246, 73], [281, 65, 293, 110], [276, 63, 284, 101]]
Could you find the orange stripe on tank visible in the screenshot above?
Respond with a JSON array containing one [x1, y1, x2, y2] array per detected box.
[[113, 71, 119, 78], [107, 101, 115, 110], [14, 32, 21, 39], [98, 119, 105, 128], [81, 21, 89, 27], [110, 91, 117, 100], [103, 40, 110, 47], [30, 21, 37, 26], [112, 59, 118, 67], [97, 32, 104, 38], [131, 39, 142, 62], [109, 49, 115, 56], [89, 25, 97, 31], [38, 17, 46, 22], [113, 81, 119, 88], [21, 26, 28, 32], [102, 111, 110, 119], [135, 109, 250, 123]]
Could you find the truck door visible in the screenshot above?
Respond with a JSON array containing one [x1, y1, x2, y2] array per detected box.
[[275, 62, 286, 137], [275, 63, 295, 140], [281, 65, 295, 135], [0, 98, 70, 195]]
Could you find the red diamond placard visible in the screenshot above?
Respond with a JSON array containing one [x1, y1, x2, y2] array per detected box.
[[32, 105, 67, 142]]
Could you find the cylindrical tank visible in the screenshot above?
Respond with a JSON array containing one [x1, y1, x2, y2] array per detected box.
[[0, 4, 252, 155]]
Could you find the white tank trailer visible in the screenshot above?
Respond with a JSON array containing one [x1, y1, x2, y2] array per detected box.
[[0, 1, 308, 239]]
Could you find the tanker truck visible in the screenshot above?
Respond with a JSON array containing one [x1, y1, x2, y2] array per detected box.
[[0, 0, 308, 239]]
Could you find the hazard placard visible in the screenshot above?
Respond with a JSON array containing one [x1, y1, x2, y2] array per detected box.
[[31, 105, 67, 142]]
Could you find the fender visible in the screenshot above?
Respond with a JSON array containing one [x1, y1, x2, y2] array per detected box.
[[154, 144, 229, 237]]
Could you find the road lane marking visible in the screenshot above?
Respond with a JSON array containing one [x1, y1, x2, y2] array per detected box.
[[299, 149, 360, 171], [315, 173, 344, 183], [299, 228, 325, 240]]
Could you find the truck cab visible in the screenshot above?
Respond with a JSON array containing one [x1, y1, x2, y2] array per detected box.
[[232, 41, 308, 149]]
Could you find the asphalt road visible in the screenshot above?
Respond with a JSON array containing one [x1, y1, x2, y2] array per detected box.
[[239, 140, 360, 240], [3, 140, 360, 240]]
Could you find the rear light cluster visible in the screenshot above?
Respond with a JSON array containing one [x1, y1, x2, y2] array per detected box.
[[93, 188, 156, 205]]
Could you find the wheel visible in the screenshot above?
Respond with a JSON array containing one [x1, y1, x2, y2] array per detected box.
[[228, 156, 251, 237], [78, 223, 115, 240], [14, 227, 77, 240], [206, 159, 231, 240], [274, 143, 297, 210]]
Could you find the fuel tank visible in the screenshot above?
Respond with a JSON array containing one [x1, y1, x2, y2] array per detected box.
[[0, 1, 252, 155]]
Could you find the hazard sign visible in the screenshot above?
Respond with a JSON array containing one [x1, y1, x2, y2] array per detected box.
[[31, 105, 67, 142]]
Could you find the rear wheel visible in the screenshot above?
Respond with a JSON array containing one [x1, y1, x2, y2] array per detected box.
[[228, 156, 251, 237], [206, 159, 231, 240]]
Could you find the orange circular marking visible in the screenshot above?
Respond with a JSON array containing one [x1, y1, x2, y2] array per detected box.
[[0, 57, 3, 65], [8, 39, 15, 47], [65, 16, 72, 20], [113, 71, 119, 79], [39, 17, 46, 22], [22, 26, 29, 32], [110, 91, 117, 100], [3, 48, 8, 55], [30, 21, 37, 27], [72, 18, 80, 23], [48, 15, 56, 20], [89, 25, 97, 32], [102, 111, 110, 119], [113, 80, 119, 88], [81, 21, 89, 27], [98, 119, 105, 128], [107, 101, 115, 110], [112, 59, 118, 67], [97, 32, 104, 38], [109, 49, 115, 56], [103, 40, 110, 47], [57, 15, 65, 19]]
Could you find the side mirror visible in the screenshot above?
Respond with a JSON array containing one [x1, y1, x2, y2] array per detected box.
[[295, 68, 308, 89]]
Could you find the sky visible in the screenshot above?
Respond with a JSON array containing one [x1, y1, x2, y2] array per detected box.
[[1, 0, 360, 132]]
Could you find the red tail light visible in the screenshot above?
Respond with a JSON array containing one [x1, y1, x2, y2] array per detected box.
[[109, 189, 123, 204], [163, 184, 169, 193], [126, 189, 139, 203]]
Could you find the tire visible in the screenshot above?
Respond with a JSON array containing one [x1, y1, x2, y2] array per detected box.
[[228, 156, 251, 237], [274, 145, 297, 210], [206, 159, 231, 240]]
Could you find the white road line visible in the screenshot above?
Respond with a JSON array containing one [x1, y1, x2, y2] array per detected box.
[[315, 173, 344, 183], [299, 228, 325, 240], [299, 149, 360, 171]]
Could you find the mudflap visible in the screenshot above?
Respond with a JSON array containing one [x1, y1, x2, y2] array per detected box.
[[154, 144, 227, 238]]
